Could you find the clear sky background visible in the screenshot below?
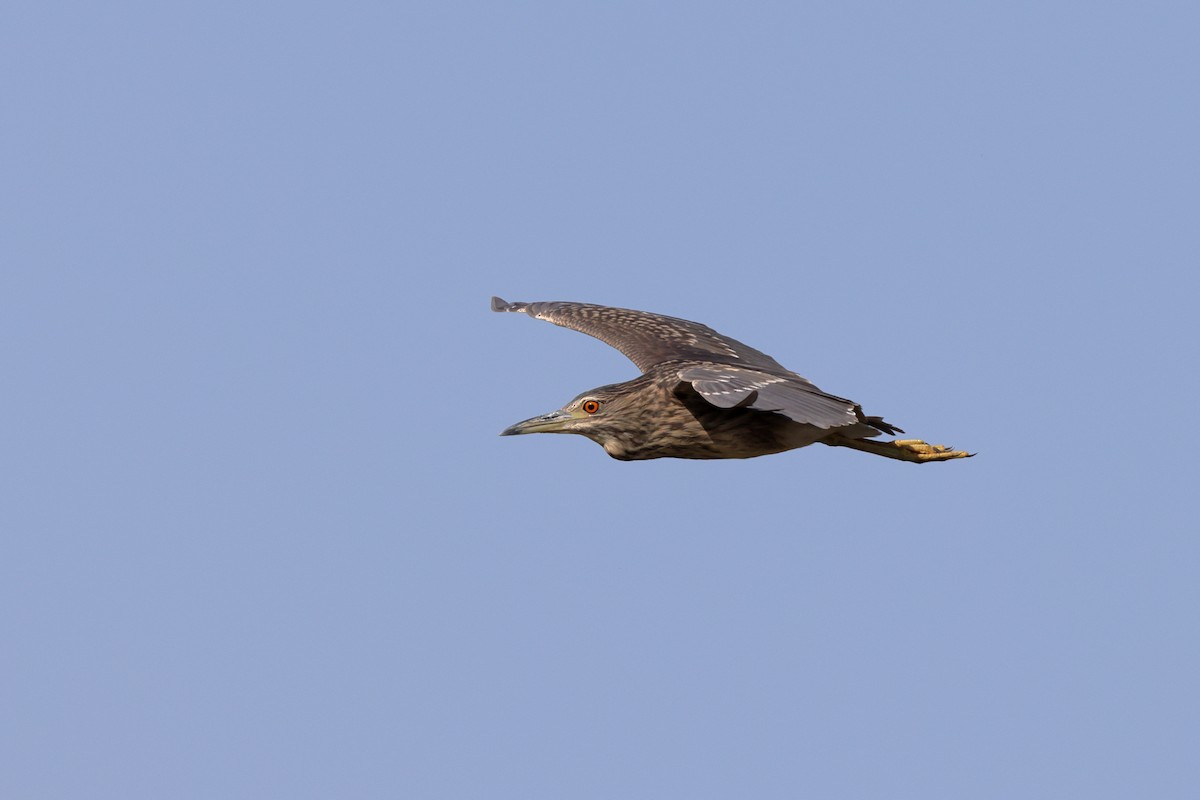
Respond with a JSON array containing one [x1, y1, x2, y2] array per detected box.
[[2, 2, 1197, 798]]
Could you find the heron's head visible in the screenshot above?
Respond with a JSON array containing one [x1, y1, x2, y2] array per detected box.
[[499, 378, 657, 458]]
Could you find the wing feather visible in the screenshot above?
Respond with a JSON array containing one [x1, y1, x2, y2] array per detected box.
[[492, 297, 785, 371], [679, 364, 861, 430]]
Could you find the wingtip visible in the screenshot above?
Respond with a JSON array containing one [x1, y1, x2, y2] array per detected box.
[[491, 296, 529, 313]]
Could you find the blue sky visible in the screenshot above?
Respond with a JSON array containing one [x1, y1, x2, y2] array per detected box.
[[2, 2, 1197, 797]]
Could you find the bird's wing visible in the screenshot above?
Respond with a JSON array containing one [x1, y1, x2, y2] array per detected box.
[[678, 364, 863, 430], [491, 297, 785, 372]]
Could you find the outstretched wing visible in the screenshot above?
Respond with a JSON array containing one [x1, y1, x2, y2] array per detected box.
[[678, 363, 865, 430], [491, 297, 785, 372]]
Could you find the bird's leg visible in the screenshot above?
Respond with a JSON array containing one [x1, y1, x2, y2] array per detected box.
[[824, 435, 974, 463]]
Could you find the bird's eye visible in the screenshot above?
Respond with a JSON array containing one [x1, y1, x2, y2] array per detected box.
[[582, 400, 601, 414]]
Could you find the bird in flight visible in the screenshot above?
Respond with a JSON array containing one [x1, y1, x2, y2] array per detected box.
[[492, 297, 972, 463]]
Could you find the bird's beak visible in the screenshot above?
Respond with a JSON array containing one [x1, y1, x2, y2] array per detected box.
[[500, 409, 577, 436]]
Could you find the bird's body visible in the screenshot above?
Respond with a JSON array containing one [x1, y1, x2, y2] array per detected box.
[[493, 297, 971, 464], [565, 366, 834, 461]]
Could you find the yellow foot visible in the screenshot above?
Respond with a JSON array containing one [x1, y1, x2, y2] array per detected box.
[[890, 439, 974, 462]]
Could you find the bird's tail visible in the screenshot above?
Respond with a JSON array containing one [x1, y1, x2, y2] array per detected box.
[[857, 410, 903, 436]]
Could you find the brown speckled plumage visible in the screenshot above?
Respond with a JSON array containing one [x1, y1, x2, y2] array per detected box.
[[493, 297, 972, 464]]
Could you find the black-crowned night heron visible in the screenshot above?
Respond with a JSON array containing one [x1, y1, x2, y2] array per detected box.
[[493, 297, 972, 464]]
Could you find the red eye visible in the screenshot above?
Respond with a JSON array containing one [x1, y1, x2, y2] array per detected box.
[[582, 400, 601, 414]]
